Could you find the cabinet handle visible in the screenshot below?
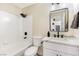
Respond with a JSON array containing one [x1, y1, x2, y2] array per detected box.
[[56, 54, 62, 56], [60, 55, 62, 56]]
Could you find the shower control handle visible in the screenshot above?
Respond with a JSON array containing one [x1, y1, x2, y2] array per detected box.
[[24, 32, 27, 35], [24, 32, 27, 39]]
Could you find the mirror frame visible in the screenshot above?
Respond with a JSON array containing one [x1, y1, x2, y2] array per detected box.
[[49, 8, 69, 32]]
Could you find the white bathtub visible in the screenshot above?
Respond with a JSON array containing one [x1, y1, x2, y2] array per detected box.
[[0, 38, 32, 56]]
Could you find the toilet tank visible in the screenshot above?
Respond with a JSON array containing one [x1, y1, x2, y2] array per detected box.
[[33, 36, 43, 47]]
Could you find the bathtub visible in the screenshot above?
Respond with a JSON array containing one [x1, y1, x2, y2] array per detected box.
[[0, 38, 32, 56]]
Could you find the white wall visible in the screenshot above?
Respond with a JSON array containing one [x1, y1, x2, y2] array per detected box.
[[0, 4, 33, 55], [49, 3, 75, 36], [22, 4, 50, 37], [0, 3, 21, 15], [22, 3, 79, 37], [49, 3, 79, 36]]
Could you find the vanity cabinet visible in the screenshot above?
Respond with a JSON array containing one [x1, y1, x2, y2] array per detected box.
[[43, 37, 79, 56]]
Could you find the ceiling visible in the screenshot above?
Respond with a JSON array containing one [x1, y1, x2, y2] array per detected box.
[[12, 3, 34, 9]]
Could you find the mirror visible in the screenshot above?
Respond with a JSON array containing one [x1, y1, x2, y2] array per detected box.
[[49, 8, 69, 32]]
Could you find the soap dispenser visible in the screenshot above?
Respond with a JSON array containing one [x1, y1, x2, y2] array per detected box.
[[47, 31, 50, 37]]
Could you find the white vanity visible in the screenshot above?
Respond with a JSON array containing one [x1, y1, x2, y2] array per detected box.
[[43, 37, 79, 56]]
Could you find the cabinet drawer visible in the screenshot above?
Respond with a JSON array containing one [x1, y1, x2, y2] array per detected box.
[[43, 41, 65, 52], [43, 41, 79, 55]]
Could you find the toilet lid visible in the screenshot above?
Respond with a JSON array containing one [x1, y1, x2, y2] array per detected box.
[[24, 46, 38, 56]]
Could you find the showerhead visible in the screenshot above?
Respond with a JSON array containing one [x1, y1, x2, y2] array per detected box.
[[20, 13, 27, 18]]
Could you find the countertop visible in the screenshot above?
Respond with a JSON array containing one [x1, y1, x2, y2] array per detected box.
[[42, 36, 79, 47]]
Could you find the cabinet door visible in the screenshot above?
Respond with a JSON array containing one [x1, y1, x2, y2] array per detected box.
[[60, 52, 73, 56], [43, 49, 59, 56], [43, 41, 79, 55]]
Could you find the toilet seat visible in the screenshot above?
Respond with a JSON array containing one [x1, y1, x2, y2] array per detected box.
[[24, 46, 38, 56]]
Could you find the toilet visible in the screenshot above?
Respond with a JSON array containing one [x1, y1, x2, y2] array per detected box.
[[24, 46, 38, 56], [24, 36, 42, 56]]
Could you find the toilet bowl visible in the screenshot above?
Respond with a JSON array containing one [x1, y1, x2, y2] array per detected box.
[[24, 36, 42, 56], [24, 46, 38, 56]]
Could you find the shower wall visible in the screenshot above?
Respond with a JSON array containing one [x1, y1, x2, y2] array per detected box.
[[22, 3, 79, 37], [0, 4, 32, 55]]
